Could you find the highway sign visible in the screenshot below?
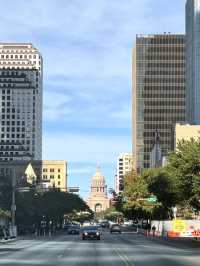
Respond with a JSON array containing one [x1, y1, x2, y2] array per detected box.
[[147, 196, 157, 203]]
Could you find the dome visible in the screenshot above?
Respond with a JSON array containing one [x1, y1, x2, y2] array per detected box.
[[92, 167, 105, 181]]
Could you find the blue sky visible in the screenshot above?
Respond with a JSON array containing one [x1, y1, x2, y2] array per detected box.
[[1, 0, 185, 198]]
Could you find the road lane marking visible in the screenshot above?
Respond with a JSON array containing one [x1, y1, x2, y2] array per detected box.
[[114, 248, 135, 266]]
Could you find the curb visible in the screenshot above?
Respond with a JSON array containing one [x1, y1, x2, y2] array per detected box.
[[0, 238, 17, 244]]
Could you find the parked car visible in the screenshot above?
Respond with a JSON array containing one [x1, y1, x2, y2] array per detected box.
[[67, 225, 80, 235], [110, 224, 121, 234], [81, 226, 101, 240]]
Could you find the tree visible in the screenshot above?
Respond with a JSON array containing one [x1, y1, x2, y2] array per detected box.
[[167, 138, 200, 213], [103, 206, 123, 222], [15, 189, 91, 228], [142, 168, 177, 219], [122, 170, 155, 219]]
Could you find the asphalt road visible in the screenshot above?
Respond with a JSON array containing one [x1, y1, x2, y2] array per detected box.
[[0, 230, 200, 266]]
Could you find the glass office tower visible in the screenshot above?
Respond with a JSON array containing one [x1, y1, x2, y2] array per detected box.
[[132, 34, 186, 171], [186, 0, 200, 124]]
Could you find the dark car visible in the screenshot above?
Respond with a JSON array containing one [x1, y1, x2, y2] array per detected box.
[[110, 224, 121, 234], [100, 221, 109, 228], [81, 226, 101, 240], [63, 223, 72, 231], [67, 225, 80, 235]]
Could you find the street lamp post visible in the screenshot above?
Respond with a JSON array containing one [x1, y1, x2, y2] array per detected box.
[[10, 168, 17, 237]]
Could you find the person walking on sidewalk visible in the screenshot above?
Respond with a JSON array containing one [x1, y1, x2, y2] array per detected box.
[[152, 225, 156, 237]]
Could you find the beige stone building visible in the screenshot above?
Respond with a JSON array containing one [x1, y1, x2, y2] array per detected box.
[[175, 123, 200, 149], [0, 160, 67, 191], [87, 168, 110, 213], [39, 160, 67, 191]]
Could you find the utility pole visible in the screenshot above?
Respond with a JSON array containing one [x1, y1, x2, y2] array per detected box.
[[10, 168, 17, 237]]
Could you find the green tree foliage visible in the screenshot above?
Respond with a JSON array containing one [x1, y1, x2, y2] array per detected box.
[[0, 209, 10, 219], [142, 168, 177, 208], [142, 168, 178, 219], [122, 171, 156, 218], [167, 138, 200, 211], [103, 206, 123, 221], [15, 189, 91, 227]]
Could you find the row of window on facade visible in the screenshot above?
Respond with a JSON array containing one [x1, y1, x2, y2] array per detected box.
[[1, 89, 38, 94], [0, 66, 41, 71], [1, 133, 34, 139], [43, 168, 61, 173], [0, 70, 39, 76], [0, 61, 40, 66], [0, 143, 30, 149], [43, 174, 61, 179], [1, 54, 38, 59]]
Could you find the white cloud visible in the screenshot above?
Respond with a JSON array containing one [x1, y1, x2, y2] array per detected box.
[[109, 105, 131, 120], [43, 132, 131, 164], [68, 166, 95, 175], [43, 90, 72, 121]]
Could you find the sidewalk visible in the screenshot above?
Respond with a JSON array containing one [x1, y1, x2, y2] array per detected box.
[[0, 237, 17, 244], [137, 229, 200, 248]]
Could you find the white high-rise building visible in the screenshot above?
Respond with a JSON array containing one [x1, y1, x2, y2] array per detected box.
[[186, 0, 200, 124], [115, 153, 134, 194], [0, 43, 43, 161]]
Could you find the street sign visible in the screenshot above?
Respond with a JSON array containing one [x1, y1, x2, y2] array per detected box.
[[147, 196, 157, 203]]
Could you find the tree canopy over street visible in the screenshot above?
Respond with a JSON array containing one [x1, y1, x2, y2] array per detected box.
[[114, 138, 200, 220], [0, 174, 91, 230]]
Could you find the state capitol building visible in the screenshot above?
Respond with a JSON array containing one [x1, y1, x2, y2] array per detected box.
[[87, 168, 110, 213]]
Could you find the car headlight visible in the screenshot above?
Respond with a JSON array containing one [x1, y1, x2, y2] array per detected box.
[[96, 232, 100, 235], [84, 232, 88, 236]]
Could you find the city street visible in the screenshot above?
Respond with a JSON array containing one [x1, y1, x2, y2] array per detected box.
[[0, 231, 200, 266]]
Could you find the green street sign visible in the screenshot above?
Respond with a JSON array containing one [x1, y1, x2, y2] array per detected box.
[[147, 196, 157, 203]]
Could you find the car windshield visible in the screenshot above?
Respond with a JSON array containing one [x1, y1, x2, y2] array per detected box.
[[83, 226, 98, 230]]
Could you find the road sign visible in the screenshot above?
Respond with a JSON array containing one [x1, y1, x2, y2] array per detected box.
[[147, 196, 157, 203]]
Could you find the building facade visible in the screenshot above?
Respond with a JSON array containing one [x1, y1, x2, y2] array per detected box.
[[132, 34, 186, 171], [0, 43, 43, 161], [186, 0, 200, 124], [87, 168, 110, 212], [115, 153, 134, 194], [0, 160, 67, 191], [175, 123, 200, 149]]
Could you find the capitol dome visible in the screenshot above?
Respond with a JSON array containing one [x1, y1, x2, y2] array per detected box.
[[92, 167, 105, 181]]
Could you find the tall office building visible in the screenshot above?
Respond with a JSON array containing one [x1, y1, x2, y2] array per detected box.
[[115, 153, 134, 194], [186, 0, 200, 124], [132, 34, 186, 170], [0, 43, 43, 161]]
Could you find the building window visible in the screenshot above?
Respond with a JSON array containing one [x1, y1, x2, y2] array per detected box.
[[58, 175, 60, 179], [43, 168, 47, 172], [58, 181, 60, 186], [50, 169, 54, 172], [50, 175, 54, 179]]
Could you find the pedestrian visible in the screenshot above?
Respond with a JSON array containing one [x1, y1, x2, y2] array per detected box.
[[146, 223, 151, 236], [152, 225, 156, 237]]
